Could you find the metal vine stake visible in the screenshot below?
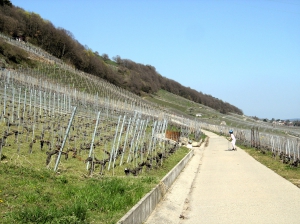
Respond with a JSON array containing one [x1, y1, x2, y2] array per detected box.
[[86, 111, 101, 170], [54, 106, 77, 172]]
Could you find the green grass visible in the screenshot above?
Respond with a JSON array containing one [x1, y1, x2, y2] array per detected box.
[[0, 146, 190, 224], [0, 96, 192, 223], [0, 39, 38, 69], [145, 95, 186, 112], [145, 90, 227, 125]]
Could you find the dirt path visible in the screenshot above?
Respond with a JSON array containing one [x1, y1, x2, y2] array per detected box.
[[146, 130, 300, 224]]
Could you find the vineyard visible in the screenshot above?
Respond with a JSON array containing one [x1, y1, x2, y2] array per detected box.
[[0, 32, 209, 180], [0, 33, 207, 179], [0, 64, 202, 223], [0, 68, 204, 175], [1, 34, 300, 223]]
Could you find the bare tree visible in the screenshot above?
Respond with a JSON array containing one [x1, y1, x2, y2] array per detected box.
[[102, 53, 109, 61]]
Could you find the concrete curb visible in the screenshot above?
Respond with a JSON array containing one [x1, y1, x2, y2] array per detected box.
[[117, 148, 195, 224]]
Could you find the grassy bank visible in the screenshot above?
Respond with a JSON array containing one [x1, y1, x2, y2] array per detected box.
[[0, 146, 190, 224]]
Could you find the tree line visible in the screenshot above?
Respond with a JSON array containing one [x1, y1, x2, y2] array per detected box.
[[0, 1, 243, 115]]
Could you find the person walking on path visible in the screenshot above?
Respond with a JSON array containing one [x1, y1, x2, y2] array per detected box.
[[228, 130, 236, 151]]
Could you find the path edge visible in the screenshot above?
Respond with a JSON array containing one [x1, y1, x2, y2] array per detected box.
[[117, 148, 195, 224]]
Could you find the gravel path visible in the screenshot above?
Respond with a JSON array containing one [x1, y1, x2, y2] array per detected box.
[[145, 130, 300, 224]]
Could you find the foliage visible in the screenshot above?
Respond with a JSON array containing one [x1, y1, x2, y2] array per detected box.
[[0, 0, 12, 7], [293, 120, 300, 127]]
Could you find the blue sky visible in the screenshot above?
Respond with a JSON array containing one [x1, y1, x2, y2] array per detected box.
[[12, 0, 300, 119]]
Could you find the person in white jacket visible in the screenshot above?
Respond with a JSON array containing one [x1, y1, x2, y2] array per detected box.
[[228, 130, 237, 151]]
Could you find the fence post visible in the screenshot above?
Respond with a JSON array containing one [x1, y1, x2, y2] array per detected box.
[[120, 117, 132, 166], [86, 111, 101, 170], [108, 115, 121, 171], [113, 115, 126, 168], [54, 106, 77, 172]]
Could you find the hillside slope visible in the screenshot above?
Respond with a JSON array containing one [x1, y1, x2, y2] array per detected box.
[[0, 2, 242, 115]]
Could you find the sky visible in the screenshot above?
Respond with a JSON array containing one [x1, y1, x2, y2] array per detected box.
[[11, 0, 300, 120]]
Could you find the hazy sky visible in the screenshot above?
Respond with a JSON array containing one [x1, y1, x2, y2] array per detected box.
[[11, 0, 300, 119]]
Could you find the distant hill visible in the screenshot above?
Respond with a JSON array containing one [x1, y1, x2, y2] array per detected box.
[[0, 1, 243, 115]]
